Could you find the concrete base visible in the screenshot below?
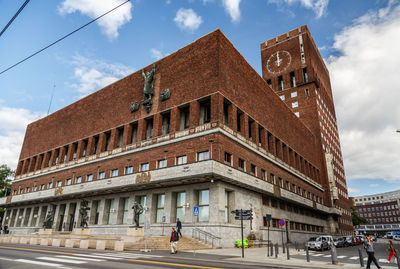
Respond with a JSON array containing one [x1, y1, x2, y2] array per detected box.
[[96, 240, 106, 250], [52, 238, 66, 247], [11, 237, 20, 244], [40, 238, 51, 246], [30, 238, 39, 245], [114, 241, 124, 251], [80, 240, 90, 249], [20, 237, 30, 244], [65, 239, 80, 248], [39, 229, 53, 235], [72, 228, 91, 235], [126, 227, 144, 236]]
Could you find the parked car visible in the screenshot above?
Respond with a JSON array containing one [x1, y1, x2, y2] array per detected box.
[[393, 235, 400, 241], [307, 236, 332, 251], [333, 237, 345, 248], [344, 236, 354, 246]]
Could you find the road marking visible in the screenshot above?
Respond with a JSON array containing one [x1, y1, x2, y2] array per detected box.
[[0, 246, 75, 255], [73, 253, 122, 260], [323, 255, 331, 257], [0, 257, 14, 261], [337, 255, 347, 258], [349, 256, 359, 260], [127, 259, 224, 269], [312, 254, 324, 256], [379, 258, 389, 263], [15, 259, 62, 267], [37, 257, 87, 264], [55, 255, 105, 262], [94, 252, 162, 258]]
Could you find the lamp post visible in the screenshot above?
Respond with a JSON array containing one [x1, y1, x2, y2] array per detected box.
[[209, 139, 214, 159]]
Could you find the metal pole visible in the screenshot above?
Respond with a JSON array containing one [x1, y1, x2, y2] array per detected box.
[[281, 226, 285, 253], [305, 245, 310, 262], [286, 220, 289, 242], [270, 243, 274, 257], [275, 243, 278, 258], [241, 209, 244, 258], [193, 218, 196, 256], [286, 244, 290, 260], [267, 220, 270, 257], [358, 248, 364, 267]]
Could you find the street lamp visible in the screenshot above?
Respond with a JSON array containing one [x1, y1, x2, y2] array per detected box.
[[209, 139, 214, 159]]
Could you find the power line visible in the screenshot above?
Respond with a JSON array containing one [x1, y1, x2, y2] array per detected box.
[[0, 0, 30, 38], [0, 0, 130, 76]]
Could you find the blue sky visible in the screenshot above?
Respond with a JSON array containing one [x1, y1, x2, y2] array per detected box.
[[0, 0, 399, 196]]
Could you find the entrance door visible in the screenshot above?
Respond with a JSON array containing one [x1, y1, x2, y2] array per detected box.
[[68, 214, 74, 231], [58, 215, 64, 231]]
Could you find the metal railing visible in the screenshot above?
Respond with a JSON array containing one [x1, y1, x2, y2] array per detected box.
[[192, 228, 221, 248]]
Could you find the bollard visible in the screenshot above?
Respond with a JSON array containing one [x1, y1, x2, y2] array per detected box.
[[270, 243, 274, 257], [287, 244, 290, 260], [295, 242, 298, 251], [358, 248, 364, 267], [282, 241, 285, 254], [275, 243, 279, 258], [330, 245, 338, 265], [305, 245, 310, 262]]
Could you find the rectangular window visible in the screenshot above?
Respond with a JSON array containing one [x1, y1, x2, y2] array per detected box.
[[225, 191, 230, 223], [145, 118, 153, 139], [156, 194, 165, 223], [122, 198, 129, 224], [177, 155, 187, 165], [63, 146, 69, 163], [117, 127, 124, 148], [292, 101, 298, 108], [126, 166, 133, 174], [198, 190, 209, 222], [280, 95, 285, 100], [99, 171, 105, 179], [26, 187, 30, 193], [291, 91, 297, 98], [238, 158, 245, 170], [295, 112, 300, 117], [266, 79, 272, 88], [111, 169, 118, 177], [261, 169, 266, 180], [248, 117, 254, 140], [107, 199, 114, 224], [136, 195, 147, 223], [223, 100, 230, 125], [305, 88, 310, 97], [66, 178, 72, 185], [76, 176, 82, 184], [197, 151, 209, 161], [303, 67, 308, 82], [290, 72, 296, 87], [278, 76, 283, 91], [161, 112, 171, 135], [157, 159, 167, 169], [250, 164, 256, 175], [271, 173, 276, 185], [104, 132, 111, 151], [237, 110, 243, 133], [199, 99, 211, 125], [176, 192, 186, 222], [72, 143, 78, 160], [224, 152, 232, 165], [93, 136, 99, 155], [82, 139, 88, 157], [130, 122, 138, 144], [55, 149, 59, 165], [40, 184, 45, 190], [87, 174, 93, 182], [48, 182, 53, 189], [179, 106, 190, 130], [57, 180, 62, 187], [141, 163, 149, 172]]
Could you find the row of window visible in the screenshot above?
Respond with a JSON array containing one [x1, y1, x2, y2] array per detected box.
[[360, 211, 400, 218], [358, 204, 398, 212], [366, 217, 400, 224], [13, 151, 210, 195], [266, 68, 309, 91], [264, 217, 324, 233]]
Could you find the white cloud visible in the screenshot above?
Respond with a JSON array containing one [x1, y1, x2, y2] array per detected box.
[[0, 105, 45, 170], [327, 2, 400, 182], [174, 8, 203, 32], [150, 48, 164, 60], [58, 0, 133, 39], [222, 0, 241, 22], [269, 0, 329, 18], [69, 55, 134, 97], [347, 188, 361, 194], [369, 184, 380, 188]]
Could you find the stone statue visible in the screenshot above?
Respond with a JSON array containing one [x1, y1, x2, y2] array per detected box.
[[141, 64, 156, 113], [132, 201, 144, 228], [43, 210, 53, 229], [79, 200, 90, 228]]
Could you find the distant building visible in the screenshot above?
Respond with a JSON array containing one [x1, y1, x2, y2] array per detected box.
[[351, 190, 400, 233], [0, 26, 352, 246]]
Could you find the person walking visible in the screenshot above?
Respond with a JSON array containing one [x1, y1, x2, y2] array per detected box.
[[363, 234, 383, 269], [176, 218, 182, 237], [388, 240, 397, 263], [170, 227, 179, 254]]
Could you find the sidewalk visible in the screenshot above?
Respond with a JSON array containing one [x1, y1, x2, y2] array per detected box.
[[182, 247, 399, 269]]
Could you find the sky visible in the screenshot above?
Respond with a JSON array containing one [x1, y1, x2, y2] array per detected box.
[[0, 0, 399, 196]]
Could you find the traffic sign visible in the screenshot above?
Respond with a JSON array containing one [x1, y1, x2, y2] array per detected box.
[[279, 219, 285, 226], [266, 214, 272, 221], [193, 206, 199, 216]]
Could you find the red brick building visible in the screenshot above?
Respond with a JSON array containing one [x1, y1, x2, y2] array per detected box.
[[0, 26, 352, 246]]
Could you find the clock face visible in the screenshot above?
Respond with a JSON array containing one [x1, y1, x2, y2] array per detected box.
[[266, 50, 291, 74]]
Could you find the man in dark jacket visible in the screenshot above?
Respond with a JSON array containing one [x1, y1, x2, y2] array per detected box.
[[170, 227, 179, 254], [363, 234, 383, 269], [176, 218, 182, 237]]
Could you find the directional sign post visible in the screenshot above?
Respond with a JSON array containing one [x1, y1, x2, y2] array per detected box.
[[266, 214, 272, 256], [193, 206, 199, 256], [193, 206, 199, 216], [231, 209, 253, 258], [279, 219, 285, 253]]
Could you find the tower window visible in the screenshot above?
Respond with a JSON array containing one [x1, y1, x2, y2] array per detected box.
[[278, 76, 284, 91], [303, 68, 308, 83], [290, 72, 296, 87], [266, 79, 272, 88], [305, 88, 310, 98], [179, 106, 190, 130]]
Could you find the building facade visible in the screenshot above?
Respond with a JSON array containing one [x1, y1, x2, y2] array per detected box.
[[0, 26, 352, 246], [352, 190, 400, 234]]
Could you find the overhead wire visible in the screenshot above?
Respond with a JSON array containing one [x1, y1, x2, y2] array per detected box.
[[0, 0, 30, 38], [0, 0, 130, 76]]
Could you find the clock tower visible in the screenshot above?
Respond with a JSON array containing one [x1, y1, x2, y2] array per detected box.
[[261, 25, 352, 234]]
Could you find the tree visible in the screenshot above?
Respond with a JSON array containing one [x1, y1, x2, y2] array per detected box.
[[351, 204, 368, 226], [0, 164, 14, 197]]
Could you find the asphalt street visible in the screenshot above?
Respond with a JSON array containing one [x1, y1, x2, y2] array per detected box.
[[291, 239, 400, 266], [0, 243, 300, 269]]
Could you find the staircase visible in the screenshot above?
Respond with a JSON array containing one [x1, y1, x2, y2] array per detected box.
[[124, 236, 214, 251]]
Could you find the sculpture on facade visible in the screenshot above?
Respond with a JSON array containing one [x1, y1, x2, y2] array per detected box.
[[160, 88, 171, 101], [79, 200, 90, 228], [141, 64, 156, 113], [132, 201, 144, 228], [43, 210, 53, 229]]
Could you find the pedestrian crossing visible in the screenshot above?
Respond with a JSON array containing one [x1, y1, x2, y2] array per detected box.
[[2, 251, 163, 268], [297, 252, 398, 264]]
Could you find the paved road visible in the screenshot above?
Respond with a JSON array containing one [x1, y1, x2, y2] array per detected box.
[[0, 243, 299, 269], [291, 240, 400, 266]]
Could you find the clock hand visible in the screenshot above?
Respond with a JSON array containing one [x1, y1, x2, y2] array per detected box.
[[276, 52, 282, 67]]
